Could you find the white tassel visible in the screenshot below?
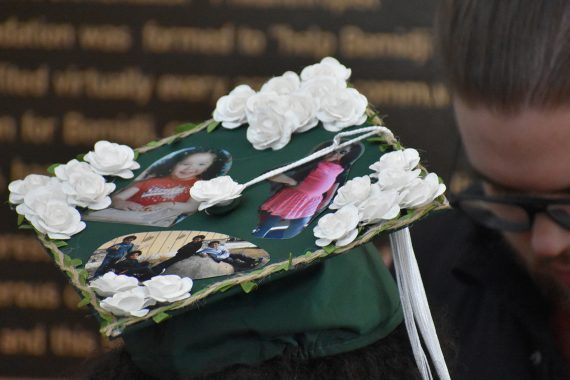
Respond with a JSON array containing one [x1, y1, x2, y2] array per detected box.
[[389, 227, 451, 380]]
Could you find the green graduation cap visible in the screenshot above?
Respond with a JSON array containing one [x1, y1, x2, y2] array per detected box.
[[9, 57, 450, 379]]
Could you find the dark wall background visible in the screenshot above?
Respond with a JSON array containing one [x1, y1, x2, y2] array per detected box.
[[0, 0, 457, 377]]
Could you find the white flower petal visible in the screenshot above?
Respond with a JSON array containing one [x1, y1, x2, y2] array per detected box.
[[330, 176, 371, 209], [213, 85, 256, 129], [335, 228, 359, 247], [300, 56, 351, 82], [84, 141, 139, 178], [190, 176, 244, 210], [89, 272, 139, 297], [314, 205, 360, 247], [143, 275, 193, 303], [317, 87, 368, 132]]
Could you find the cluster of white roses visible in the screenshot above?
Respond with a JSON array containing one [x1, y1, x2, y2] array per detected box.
[[313, 148, 446, 247], [213, 57, 368, 150], [90, 272, 193, 317], [8, 141, 139, 239]]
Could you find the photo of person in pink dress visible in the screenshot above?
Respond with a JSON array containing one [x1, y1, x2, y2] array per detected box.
[[252, 140, 364, 239]]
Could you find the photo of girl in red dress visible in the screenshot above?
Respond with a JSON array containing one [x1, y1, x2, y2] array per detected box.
[[252, 140, 364, 239], [85, 147, 232, 227]]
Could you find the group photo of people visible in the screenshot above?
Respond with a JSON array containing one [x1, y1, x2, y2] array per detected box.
[[84, 146, 233, 227], [86, 231, 270, 281]]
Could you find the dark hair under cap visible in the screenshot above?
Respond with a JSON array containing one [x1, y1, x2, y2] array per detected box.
[[436, 0, 570, 110], [90, 244, 408, 379], [80, 323, 426, 380]]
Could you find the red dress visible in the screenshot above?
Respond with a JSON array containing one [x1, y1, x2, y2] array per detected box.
[[260, 161, 343, 219], [127, 177, 198, 206]]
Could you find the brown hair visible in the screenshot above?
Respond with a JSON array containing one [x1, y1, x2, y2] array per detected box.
[[435, 0, 570, 110]]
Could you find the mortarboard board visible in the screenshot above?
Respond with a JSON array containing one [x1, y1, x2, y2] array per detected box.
[[9, 57, 450, 379]]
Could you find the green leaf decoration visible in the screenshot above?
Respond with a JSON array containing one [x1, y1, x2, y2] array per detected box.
[[152, 312, 171, 324], [240, 281, 257, 293], [77, 297, 91, 308], [206, 120, 220, 133], [273, 261, 290, 273], [133, 151, 139, 160], [54, 240, 68, 248], [145, 140, 160, 148], [47, 163, 60, 175], [366, 137, 388, 143], [287, 252, 293, 270], [17, 214, 25, 226], [78, 269, 89, 284], [70, 258, 83, 267], [399, 209, 415, 220], [218, 283, 236, 292], [18, 224, 33, 230], [76, 153, 86, 161], [100, 312, 115, 324], [63, 255, 72, 266], [323, 244, 336, 254], [175, 122, 197, 133]]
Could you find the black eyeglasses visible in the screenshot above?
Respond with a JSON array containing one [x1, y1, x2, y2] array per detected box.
[[452, 193, 570, 232]]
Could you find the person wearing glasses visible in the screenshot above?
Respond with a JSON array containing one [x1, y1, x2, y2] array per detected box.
[[413, 1, 570, 380]]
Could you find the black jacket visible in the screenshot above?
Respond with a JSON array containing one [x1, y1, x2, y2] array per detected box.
[[412, 210, 568, 380]]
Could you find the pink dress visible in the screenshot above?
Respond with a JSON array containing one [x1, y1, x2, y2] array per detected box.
[[260, 161, 344, 219]]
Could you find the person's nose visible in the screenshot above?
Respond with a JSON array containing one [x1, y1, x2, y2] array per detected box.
[[530, 213, 570, 259]]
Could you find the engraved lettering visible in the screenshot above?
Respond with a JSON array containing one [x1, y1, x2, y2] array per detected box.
[[62, 111, 157, 146], [0, 325, 46, 356], [0, 62, 49, 97], [78, 24, 132, 52], [340, 26, 432, 64], [0, 18, 74, 49], [270, 25, 336, 58], [0, 282, 60, 309], [142, 21, 235, 54], [20, 111, 57, 144]]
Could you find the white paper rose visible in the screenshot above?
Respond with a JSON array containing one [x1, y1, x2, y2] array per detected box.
[[213, 84, 256, 129], [300, 56, 351, 82], [15, 181, 68, 219], [317, 87, 368, 132], [246, 107, 295, 150], [287, 91, 319, 133], [100, 287, 156, 317], [330, 176, 371, 210], [245, 91, 283, 117], [22, 198, 85, 239], [54, 159, 93, 180], [300, 76, 346, 105], [8, 174, 60, 205], [356, 185, 400, 224], [369, 149, 420, 174], [57, 159, 116, 210], [84, 141, 140, 179], [399, 173, 446, 209], [260, 71, 300, 95], [190, 176, 245, 211], [314, 204, 360, 247], [376, 167, 421, 192], [89, 272, 139, 297], [143, 275, 193, 303]]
